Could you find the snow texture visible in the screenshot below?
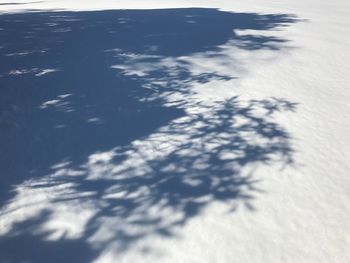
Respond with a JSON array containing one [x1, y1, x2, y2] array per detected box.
[[0, 0, 349, 262]]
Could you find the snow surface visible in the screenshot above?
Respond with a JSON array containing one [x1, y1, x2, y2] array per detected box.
[[0, 0, 350, 262]]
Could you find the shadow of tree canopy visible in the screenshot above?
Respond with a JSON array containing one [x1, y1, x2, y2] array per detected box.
[[0, 8, 298, 262]]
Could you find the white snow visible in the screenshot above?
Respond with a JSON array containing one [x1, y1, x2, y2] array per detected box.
[[0, 0, 350, 262]]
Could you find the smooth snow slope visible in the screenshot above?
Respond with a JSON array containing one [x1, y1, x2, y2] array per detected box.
[[0, 1, 349, 263]]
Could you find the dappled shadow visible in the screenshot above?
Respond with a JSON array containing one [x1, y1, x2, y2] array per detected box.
[[0, 8, 298, 262]]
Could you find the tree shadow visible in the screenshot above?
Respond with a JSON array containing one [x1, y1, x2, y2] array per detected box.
[[0, 8, 298, 262], [0, 2, 44, 6]]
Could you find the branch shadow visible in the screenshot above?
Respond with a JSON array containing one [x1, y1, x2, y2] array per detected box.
[[0, 8, 299, 262], [0, 1, 44, 6]]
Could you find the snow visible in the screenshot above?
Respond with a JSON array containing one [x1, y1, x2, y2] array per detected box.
[[0, 0, 349, 262]]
